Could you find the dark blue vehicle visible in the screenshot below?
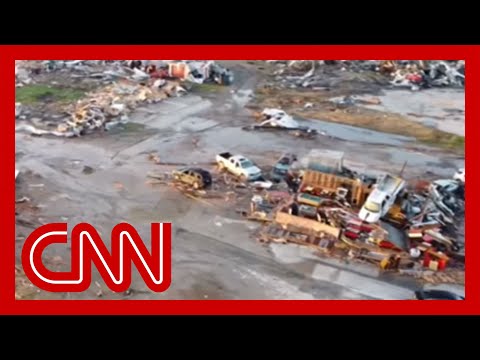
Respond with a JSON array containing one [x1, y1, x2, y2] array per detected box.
[[271, 153, 297, 182], [414, 290, 464, 300]]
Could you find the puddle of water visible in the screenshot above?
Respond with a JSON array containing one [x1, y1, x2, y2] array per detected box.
[[232, 89, 253, 107], [106, 122, 147, 134]]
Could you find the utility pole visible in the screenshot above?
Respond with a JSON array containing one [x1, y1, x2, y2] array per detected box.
[[399, 161, 407, 177]]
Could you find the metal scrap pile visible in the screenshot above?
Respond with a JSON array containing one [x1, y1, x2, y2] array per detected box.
[[404, 178, 465, 259], [264, 60, 465, 91], [15, 60, 127, 87], [385, 60, 465, 90]]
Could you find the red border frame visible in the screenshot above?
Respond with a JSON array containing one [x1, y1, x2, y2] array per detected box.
[[1, 45, 474, 314]]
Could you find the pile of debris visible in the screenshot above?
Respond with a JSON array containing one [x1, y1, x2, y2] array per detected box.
[[243, 108, 318, 138], [242, 149, 465, 280], [384, 61, 465, 90], [265, 60, 465, 91], [399, 269, 465, 285], [61, 79, 186, 136], [145, 142, 465, 283], [15, 60, 129, 88], [16, 60, 234, 86], [16, 60, 234, 137], [165, 60, 234, 85], [16, 78, 186, 137], [148, 146, 465, 279]]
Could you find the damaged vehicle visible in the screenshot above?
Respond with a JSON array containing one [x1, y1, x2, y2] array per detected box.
[[172, 167, 212, 189], [271, 153, 297, 183], [359, 174, 406, 223], [216, 152, 262, 181], [429, 179, 465, 218], [210, 63, 234, 86], [414, 289, 464, 300]]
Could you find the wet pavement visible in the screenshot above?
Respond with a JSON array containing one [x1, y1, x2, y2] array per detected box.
[[356, 88, 465, 136], [15, 67, 465, 300]]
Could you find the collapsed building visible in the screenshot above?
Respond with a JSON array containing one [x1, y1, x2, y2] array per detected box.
[[246, 149, 465, 279]]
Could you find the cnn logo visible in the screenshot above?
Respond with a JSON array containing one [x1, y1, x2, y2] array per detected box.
[[21, 223, 171, 293]]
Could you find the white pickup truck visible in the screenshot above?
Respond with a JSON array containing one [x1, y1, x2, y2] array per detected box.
[[216, 152, 262, 181]]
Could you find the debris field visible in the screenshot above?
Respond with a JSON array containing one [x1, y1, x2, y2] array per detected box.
[[15, 60, 465, 300]]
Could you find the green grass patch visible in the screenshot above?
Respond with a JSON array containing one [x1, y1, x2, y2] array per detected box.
[[16, 84, 85, 105], [424, 134, 465, 153], [189, 82, 225, 94]]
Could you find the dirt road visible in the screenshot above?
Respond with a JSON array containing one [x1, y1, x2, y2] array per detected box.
[[15, 63, 464, 300]]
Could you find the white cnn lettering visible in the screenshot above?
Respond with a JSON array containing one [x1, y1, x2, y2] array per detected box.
[[29, 224, 164, 285]]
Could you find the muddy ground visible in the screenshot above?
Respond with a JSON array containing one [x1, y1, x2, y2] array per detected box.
[[15, 61, 465, 300]]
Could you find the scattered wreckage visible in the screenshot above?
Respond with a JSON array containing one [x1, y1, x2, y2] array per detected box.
[[17, 79, 187, 138], [172, 168, 212, 190], [265, 60, 465, 91], [243, 108, 318, 138], [146, 147, 464, 284], [162, 61, 234, 85], [253, 162, 464, 279], [17, 59, 464, 286], [15, 60, 233, 138]]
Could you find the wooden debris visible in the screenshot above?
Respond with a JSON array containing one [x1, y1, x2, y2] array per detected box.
[[257, 223, 337, 251], [145, 179, 166, 186], [421, 270, 465, 285], [147, 171, 168, 180], [182, 192, 214, 206]]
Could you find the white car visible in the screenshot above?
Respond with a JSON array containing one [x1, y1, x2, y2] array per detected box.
[[453, 168, 465, 183]]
